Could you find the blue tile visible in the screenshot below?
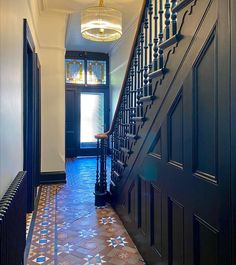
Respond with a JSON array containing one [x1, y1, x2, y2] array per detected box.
[[40, 229, 48, 235], [41, 221, 48, 226], [36, 256, 46, 262]]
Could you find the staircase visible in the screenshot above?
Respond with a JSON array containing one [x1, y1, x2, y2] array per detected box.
[[95, 0, 233, 264], [109, 0, 200, 192]]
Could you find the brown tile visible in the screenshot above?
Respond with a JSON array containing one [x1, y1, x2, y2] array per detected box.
[[26, 158, 144, 265]]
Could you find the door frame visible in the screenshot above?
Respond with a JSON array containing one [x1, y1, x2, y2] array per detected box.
[[35, 54, 41, 187], [65, 51, 110, 157], [230, 0, 236, 263], [23, 19, 41, 212]]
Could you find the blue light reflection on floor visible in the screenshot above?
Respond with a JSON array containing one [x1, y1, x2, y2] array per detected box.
[[65, 156, 111, 192]]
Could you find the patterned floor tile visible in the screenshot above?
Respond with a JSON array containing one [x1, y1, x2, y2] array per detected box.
[[26, 157, 144, 265], [26, 213, 33, 238]]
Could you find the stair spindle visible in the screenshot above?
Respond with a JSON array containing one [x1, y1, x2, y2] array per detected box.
[[144, 8, 149, 97], [111, 134, 115, 182], [165, 0, 171, 40], [153, 0, 159, 71], [134, 52, 138, 135], [148, 0, 153, 95], [140, 25, 145, 115], [130, 62, 135, 135], [159, 0, 164, 68], [114, 125, 119, 175], [137, 37, 142, 117], [171, 0, 177, 35]]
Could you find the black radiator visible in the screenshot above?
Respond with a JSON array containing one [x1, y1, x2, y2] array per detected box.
[[0, 171, 27, 265]]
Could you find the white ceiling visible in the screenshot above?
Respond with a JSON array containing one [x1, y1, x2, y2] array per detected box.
[[41, 0, 143, 53]]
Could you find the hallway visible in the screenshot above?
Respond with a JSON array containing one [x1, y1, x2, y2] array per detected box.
[[26, 158, 144, 265]]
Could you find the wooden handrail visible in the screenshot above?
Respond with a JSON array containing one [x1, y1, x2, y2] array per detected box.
[[95, 0, 147, 139]]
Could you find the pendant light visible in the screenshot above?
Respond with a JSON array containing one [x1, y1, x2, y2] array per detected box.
[[81, 0, 122, 42]]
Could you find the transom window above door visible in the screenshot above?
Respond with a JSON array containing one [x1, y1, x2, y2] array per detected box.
[[65, 57, 107, 86]]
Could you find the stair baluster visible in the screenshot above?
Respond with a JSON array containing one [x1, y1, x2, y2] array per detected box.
[[137, 37, 142, 118], [118, 110, 122, 167], [143, 8, 149, 97], [165, 0, 171, 40], [153, 0, 159, 71], [148, 0, 153, 95], [134, 52, 138, 136], [95, 138, 99, 191], [121, 101, 125, 153], [171, 0, 177, 35], [159, 0, 164, 68], [95, 135, 108, 207], [114, 124, 119, 177], [140, 25, 145, 115], [130, 62, 135, 136], [111, 134, 115, 181]]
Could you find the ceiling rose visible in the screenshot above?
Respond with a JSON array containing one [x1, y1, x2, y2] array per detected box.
[[81, 0, 122, 42]]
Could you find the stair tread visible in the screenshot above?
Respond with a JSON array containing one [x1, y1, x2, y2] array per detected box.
[[126, 133, 139, 140], [149, 67, 168, 79], [129, 89, 137, 93], [133, 116, 146, 122], [113, 148, 121, 153], [113, 171, 120, 178], [116, 160, 126, 167], [139, 95, 156, 103], [120, 123, 131, 126], [159, 33, 182, 50], [121, 147, 133, 154], [110, 179, 116, 187], [172, 0, 195, 13]]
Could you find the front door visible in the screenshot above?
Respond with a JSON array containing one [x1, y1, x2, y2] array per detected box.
[[65, 52, 109, 158]]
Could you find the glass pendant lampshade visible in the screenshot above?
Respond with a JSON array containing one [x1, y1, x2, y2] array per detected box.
[[81, 0, 122, 42]]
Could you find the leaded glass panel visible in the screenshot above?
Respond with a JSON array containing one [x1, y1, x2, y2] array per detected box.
[[87, 60, 107, 85], [65, 59, 85, 84]]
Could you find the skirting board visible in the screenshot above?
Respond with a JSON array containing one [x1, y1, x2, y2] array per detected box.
[[40, 171, 66, 184]]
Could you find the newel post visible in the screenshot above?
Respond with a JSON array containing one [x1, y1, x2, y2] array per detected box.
[[94, 133, 108, 207]]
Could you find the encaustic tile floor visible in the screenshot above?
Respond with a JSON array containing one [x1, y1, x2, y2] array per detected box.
[[26, 157, 145, 265]]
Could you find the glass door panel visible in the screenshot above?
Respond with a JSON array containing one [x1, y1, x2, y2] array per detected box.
[[80, 92, 105, 149]]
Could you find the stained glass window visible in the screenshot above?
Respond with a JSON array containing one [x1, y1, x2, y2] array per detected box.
[[87, 60, 107, 85], [65, 59, 85, 84]]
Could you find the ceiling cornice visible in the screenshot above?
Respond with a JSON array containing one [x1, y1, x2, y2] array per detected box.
[[39, 0, 72, 15]]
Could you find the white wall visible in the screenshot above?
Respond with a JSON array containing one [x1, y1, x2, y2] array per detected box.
[[40, 47, 66, 172], [109, 18, 139, 123], [38, 13, 67, 173], [0, 0, 37, 198], [0, 0, 67, 198]]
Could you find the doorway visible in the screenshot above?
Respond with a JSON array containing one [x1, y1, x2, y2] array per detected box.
[[65, 52, 109, 157]]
